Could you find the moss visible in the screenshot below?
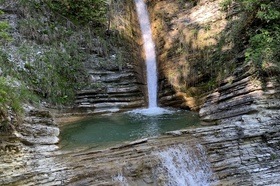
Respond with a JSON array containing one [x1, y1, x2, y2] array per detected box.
[[271, 154, 279, 160]]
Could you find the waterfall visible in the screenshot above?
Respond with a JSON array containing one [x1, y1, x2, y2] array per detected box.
[[113, 144, 216, 186], [154, 144, 215, 186], [135, 0, 158, 108], [130, 0, 173, 115]]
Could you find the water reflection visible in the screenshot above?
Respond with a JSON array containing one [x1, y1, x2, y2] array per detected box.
[[59, 109, 201, 150]]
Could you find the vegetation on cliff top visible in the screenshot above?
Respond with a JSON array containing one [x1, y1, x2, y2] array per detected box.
[[208, 0, 280, 85], [217, 0, 280, 77], [0, 0, 133, 130], [241, 0, 280, 76], [211, 0, 280, 81]]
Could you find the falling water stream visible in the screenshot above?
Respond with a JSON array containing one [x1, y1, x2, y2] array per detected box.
[[131, 0, 172, 116], [135, 0, 158, 109], [154, 144, 215, 186]]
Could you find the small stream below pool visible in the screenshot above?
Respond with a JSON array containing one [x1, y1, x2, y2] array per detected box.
[[59, 109, 202, 150]]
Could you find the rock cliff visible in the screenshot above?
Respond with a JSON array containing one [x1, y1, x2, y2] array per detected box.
[[199, 68, 280, 123], [71, 0, 148, 114], [146, 0, 278, 115], [74, 63, 145, 114]]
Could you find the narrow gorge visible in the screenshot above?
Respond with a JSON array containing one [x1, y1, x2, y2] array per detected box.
[[0, 0, 280, 185]]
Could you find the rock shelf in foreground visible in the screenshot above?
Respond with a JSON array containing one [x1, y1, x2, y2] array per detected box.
[[1, 109, 280, 185]]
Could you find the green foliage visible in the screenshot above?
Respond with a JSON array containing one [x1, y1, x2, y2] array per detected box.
[[18, 17, 74, 44], [18, 43, 88, 105], [183, 0, 280, 95], [45, 0, 108, 26], [270, 153, 279, 160], [0, 21, 9, 31], [245, 27, 280, 62], [257, 3, 280, 21], [0, 0, 98, 105], [0, 77, 30, 118], [0, 12, 12, 43], [220, 0, 232, 11], [0, 49, 39, 120], [241, 0, 280, 75], [0, 0, 131, 108]]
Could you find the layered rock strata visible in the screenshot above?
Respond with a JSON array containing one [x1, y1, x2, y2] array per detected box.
[[0, 106, 59, 151], [72, 0, 147, 114], [17, 108, 59, 146], [1, 0, 280, 185], [74, 64, 145, 114], [199, 72, 280, 123], [1, 113, 280, 185], [148, 0, 229, 109], [2, 78, 280, 185]]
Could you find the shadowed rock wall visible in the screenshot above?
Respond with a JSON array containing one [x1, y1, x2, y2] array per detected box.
[[74, 0, 148, 113], [199, 68, 280, 123]]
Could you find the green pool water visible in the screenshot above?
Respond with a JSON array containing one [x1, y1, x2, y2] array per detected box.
[[59, 108, 201, 150]]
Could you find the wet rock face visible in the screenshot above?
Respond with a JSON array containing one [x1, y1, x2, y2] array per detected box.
[[146, 0, 278, 115], [1, 0, 280, 185], [1, 76, 280, 186], [148, 0, 280, 126], [175, 118, 280, 186]]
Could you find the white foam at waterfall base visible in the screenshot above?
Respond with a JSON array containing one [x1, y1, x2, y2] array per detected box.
[[127, 107, 175, 116], [153, 144, 215, 186], [112, 172, 129, 186]]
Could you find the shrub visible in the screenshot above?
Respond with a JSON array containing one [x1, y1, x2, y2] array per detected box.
[[0, 11, 12, 44], [18, 42, 88, 105], [0, 78, 28, 118], [240, 0, 280, 75], [45, 0, 108, 27]]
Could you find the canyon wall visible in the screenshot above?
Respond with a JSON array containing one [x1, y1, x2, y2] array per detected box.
[[145, 0, 280, 124], [148, 0, 226, 110], [73, 0, 148, 113]]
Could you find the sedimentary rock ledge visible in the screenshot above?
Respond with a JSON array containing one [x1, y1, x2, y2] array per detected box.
[[1, 112, 280, 185]]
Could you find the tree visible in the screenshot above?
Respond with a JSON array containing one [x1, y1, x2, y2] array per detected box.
[[241, 0, 280, 75]]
